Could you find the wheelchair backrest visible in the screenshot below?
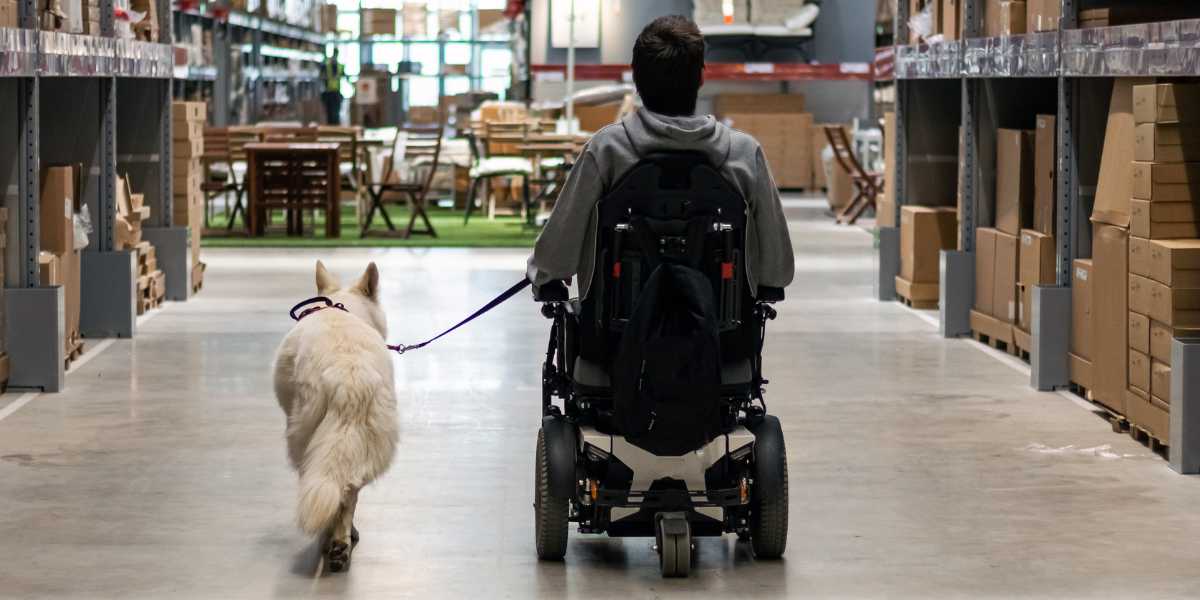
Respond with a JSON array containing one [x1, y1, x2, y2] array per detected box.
[[587, 152, 748, 334]]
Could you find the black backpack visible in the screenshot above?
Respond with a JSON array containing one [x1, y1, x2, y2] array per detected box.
[[612, 259, 722, 456]]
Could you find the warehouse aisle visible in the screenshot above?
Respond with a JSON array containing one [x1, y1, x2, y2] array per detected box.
[[4, 199, 1200, 598]]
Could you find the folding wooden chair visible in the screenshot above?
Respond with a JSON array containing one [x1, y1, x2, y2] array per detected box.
[[361, 116, 444, 238], [823, 125, 882, 225]]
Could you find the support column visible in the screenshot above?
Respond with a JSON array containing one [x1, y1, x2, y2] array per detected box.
[[1031, 285, 1070, 390], [940, 251, 973, 337], [6, 288, 64, 392], [876, 227, 899, 302]]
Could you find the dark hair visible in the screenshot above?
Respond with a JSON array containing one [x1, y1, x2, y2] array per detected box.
[[632, 15, 706, 116]]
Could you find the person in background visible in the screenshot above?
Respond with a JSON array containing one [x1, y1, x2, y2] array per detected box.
[[322, 48, 347, 125], [527, 15, 794, 299]]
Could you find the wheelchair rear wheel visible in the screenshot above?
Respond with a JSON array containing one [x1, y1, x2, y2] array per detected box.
[[534, 427, 570, 560], [750, 417, 789, 559]]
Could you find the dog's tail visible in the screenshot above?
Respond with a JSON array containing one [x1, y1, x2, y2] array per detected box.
[[295, 375, 396, 536]]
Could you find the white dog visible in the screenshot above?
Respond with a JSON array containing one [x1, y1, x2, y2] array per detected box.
[[273, 261, 398, 572]]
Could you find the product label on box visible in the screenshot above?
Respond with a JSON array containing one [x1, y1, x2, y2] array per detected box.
[[1076, 268, 1088, 281]]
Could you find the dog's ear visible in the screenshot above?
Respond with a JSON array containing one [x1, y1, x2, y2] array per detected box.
[[315, 260, 340, 294], [353, 262, 380, 300]]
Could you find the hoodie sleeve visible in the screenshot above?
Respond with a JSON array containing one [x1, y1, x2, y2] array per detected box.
[[750, 146, 795, 289], [527, 148, 603, 286]]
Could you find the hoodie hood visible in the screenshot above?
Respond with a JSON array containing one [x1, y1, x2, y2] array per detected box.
[[621, 108, 732, 168]]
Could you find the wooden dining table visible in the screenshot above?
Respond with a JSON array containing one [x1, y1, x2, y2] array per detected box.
[[245, 142, 341, 238]]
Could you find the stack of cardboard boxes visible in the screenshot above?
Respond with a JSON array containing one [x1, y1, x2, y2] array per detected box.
[[972, 121, 1055, 354], [319, 3, 338, 34], [172, 101, 207, 293], [40, 166, 83, 365], [0, 0, 18, 28], [401, 2, 426, 37], [910, 0, 1058, 42], [714, 94, 814, 190], [115, 177, 166, 315], [1122, 82, 1200, 441], [896, 206, 958, 307], [361, 8, 396, 36]]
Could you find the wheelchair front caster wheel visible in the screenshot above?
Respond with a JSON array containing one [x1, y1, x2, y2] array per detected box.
[[656, 512, 692, 578]]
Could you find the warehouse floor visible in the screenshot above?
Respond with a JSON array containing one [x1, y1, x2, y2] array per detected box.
[[3, 198, 1200, 598]]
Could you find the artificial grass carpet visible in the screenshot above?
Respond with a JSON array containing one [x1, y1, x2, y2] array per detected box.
[[201, 205, 538, 248]]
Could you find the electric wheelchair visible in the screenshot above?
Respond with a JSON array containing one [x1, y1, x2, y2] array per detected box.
[[532, 152, 788, 578]]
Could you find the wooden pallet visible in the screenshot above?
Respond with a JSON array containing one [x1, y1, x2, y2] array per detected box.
[[895, 276, 939, 310], [1011, 328, 1032, 363], [1129, 425, 1169, 458], [136, 269, 166, 315], [973, 329, 1015, 355], [897, 294, 938, 310], [1068, 381, 1097, 403]]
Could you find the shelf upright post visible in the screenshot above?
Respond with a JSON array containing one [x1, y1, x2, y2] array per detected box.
[[940, 0, 980, 337], [17, 75, 38, 287], [1031, 0, 1075, 390], [249, 21, 263, 123], [877, 0, 909, 303], [213, 20, 231, 126]]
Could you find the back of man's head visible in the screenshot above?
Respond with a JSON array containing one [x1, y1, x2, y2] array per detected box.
[[632, 15, 706, 117]]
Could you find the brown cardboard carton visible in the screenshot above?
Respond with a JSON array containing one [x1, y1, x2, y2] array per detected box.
[[1149, 239, 1200, 287], [1069, 353, 1093, 388], [1094, 79, 1150, 228], [994, 230, 1020, 323], [1072, 259, 1094, 359], [361, 8, 397, 35], [1127, 391, 1169, 440], [1130, 311, 1150, 354], [1151, 320, 1173, 364], [1133, 182, 1200, 203], [1133, 83, 1200, 125], [971, 309, 1015, 346], [1130, 348, 1151, 395], [1148, 279, 1200, 327], [1134, 123, 1200, 163], [900, 206, 958, 284], [38, 252, 61, 286], [40, 166, 75, 255], [1132, 162, 1200, 199], [1129, 274, 1154, 315], [1130, 236, 1153, 278], [987, 0, 1026, 37], [1130, 199, 1200, 239], [1131, 200, 1200, 223], [996, 129, 1035, 235], [1033, 115, 1056, 234], [976, 227, 998, 316], [1093, 224, 1129, 414], [942, 0, 960, 40], [1152, 360, 1172, 403], [1018, 229, 1055, 286], [714, 94, 805, 116], [1027, 0, 1060, 32]]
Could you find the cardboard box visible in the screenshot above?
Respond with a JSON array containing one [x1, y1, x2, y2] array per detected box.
[[1134, 123, 1200, 163], [995, 230, 1020, 323], [1127, 390, 1169, 440], [38, 251, 61, 286], [1033, 115, 1056, 235], [1069, 352, 1093, 388], [361, 8, 396, 36], [1148, 278, 1200, 327], [1072, 259, 1093, 360], [987, 0, 1026, 37], [1152, 360, 1171, 403], [1129, 273, 1153, 315], [1149, 239, 1200, 287], [1018, 229, 1055, 286], [1130, 236, 1152, 278], [1130, 348, 1151, 395], [721, 111, 814, 190], [478, 8, 505, 31], [900, 206, 958, 284], [942, 0, 960, 40], [1132, 162, 1200, 198], [976, 227, 998, 316], [1130, 311, 1150, 355], [40, 166, 75, 256], [1026, 0, 1060, 32], [1093, 224, 1129, 415], [995, 128, 1035, 235], [171, 101, 205, 122], [714, 94, 805, 116], [895, 276, 940, 304], [1133, 83, 1200, 125], [971, 308, 1015, 346], [1130, 199, 1200, 239], [1132, 182, 1200, 203], [1094, 79, 1150, 228]]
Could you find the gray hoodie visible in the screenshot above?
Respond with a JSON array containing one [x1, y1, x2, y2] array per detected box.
[[527, 107, 795, 299]]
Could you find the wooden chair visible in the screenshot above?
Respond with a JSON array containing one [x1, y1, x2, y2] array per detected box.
[[317, 125, 363, 205], [462, 121, 533, 224], [823, 125, 882, 225], [200, 127, 231, 229], [361, 115, 444, 238]]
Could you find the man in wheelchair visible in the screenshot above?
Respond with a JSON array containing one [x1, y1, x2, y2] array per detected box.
[[525, 15, 795, 577]]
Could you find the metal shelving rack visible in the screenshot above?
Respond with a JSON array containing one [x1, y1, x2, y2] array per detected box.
[[2, 0, 176, 392], [888, 2, 1200, 469], [173, 6, 326, 125]]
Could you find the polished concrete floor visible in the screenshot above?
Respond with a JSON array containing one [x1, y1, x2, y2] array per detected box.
[[3, 199, 1200, 599]]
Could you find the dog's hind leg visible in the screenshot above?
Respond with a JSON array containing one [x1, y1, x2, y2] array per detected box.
[[325, 487, 359, 573]]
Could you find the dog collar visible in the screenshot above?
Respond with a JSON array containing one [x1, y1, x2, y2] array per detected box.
[[289, 296, 348, 322]]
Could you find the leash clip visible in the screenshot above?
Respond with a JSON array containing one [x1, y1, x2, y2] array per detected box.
[[388, 343, 410, 355]]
